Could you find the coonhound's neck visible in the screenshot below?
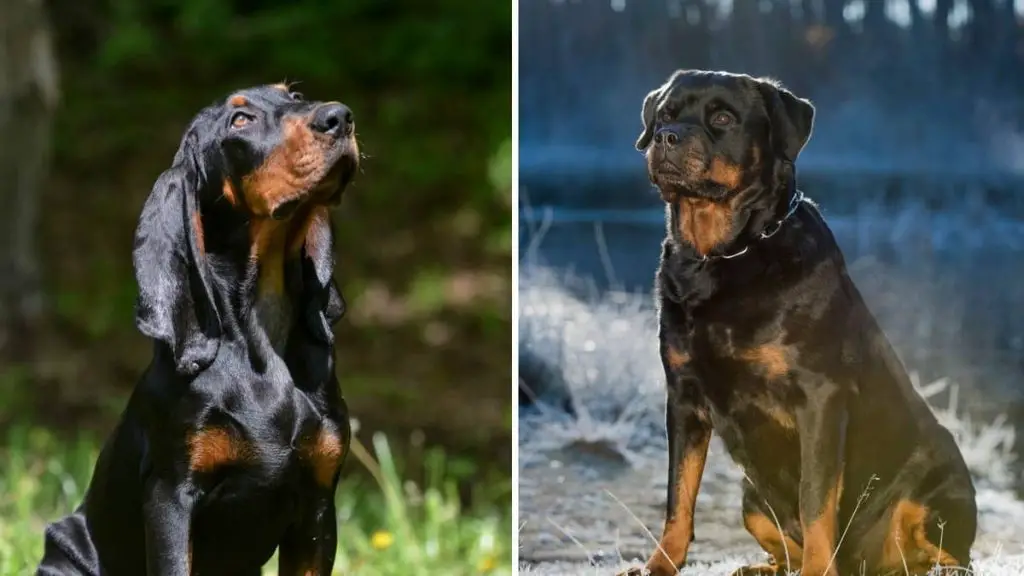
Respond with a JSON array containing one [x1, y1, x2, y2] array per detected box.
[[244, 217, 297, 356], [198, 204, 313, 370]]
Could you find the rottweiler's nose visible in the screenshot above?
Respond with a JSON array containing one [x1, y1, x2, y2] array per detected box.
[[310, 103, 353, 137], [654, 127, 681, 147]]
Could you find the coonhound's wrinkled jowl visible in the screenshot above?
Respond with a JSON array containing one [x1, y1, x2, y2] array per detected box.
[[618, 70, 977, 576], [38, 84, 359, 576]]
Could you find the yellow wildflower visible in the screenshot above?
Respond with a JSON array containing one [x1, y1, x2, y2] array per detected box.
[[370, 530, 394, 550]]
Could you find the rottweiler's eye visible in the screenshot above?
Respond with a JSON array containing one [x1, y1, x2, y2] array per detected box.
[[231, 112, 254, 129], [710, 111, 735, 127], [659, 111, 674, 123], [289, 91, 304, 101]]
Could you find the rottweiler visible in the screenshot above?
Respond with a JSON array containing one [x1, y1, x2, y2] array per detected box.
[[37, 84, 357, 575], [617, 70, 977, 576]]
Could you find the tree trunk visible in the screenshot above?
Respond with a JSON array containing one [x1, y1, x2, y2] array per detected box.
[[0, 0, 59, 355]]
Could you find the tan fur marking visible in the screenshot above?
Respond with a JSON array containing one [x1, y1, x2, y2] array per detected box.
[[250, 219, 290, 297], [646, 431, 711, 574], [878, 500, 960, 571], [192, 211, 205, 256], [228, 94, 248, 107], [288, 205, 329, 259], [800, 482, 840, 576], [665, 345, 689, 369], [273, 83, 290, 92], [741, 343, 790, 379], [188, 427, 249, 472], [222, 178, 238, 206], [301, 428, 344, 488], [241, 116, 330, 217], [758, 402, 796, 430], [742, 512, 803, 573], [677, 197, 734, 256], [706, 157, 743, 189]]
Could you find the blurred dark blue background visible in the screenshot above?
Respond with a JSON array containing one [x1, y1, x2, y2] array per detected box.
[[518, 0, 1024, 418]]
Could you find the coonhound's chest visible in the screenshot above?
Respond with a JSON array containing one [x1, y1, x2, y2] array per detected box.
[[186, 393, 347, 492]]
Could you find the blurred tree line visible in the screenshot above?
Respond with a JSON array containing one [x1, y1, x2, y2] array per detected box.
[[0, 0, 512, 470], [521, 0, 1024, 147]]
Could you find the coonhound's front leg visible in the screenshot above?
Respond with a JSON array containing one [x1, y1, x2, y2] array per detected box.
[[278, 494, 338, 576], [143, 479, 196, 576]]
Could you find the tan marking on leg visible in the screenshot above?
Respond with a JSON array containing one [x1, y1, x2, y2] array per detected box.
[[799, 481, 840, 576], [743, 511, 803, 572], [646, 431, 712, 575], [877, 500, 961, 573]]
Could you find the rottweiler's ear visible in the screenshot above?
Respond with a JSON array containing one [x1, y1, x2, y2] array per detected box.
[[758, 80, 815, 162], [133, 128, 222, 376], [297, 207, 345, 345], [635, 88, 660, 151]]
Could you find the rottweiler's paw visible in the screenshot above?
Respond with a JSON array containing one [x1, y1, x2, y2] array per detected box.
[[730, 563, 782, 576]]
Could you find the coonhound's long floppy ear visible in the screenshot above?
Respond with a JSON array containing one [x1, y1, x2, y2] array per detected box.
[[298, 207, 345, 346], [132, 119, 222, 376], [757, 79, 815, 162], [635, 87, 661, 151]]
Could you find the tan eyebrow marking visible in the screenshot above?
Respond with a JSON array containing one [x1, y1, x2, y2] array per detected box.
[[228, 94, 248, 107]]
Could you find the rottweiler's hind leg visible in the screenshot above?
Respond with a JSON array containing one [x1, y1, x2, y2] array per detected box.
[[737, 490, 803, 576], [872, 500, 967, 576]]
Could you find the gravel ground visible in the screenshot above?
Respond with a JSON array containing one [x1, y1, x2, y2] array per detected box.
[[518, 267, 1024, 575]]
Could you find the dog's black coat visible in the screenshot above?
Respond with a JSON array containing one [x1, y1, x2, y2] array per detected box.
[[619, 70, 977, 576], [37, 84, 358, 576]]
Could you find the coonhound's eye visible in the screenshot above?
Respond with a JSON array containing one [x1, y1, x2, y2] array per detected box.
[[290, 91, 304, 101], [231, 112, 254, 129], [710, 111, 735, 127]]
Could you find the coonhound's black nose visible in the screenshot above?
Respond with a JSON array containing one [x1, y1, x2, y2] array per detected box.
[[310, 103, 353, 137], [654, 127, 680, 146]]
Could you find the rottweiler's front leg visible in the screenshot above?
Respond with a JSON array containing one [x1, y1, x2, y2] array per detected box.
[[796, 381, 848, 576], [278, 495, 338, 576], [621, 321, 711, 576], [143, 479, 196, 576]]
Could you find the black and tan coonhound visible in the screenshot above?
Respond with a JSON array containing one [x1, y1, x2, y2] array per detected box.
[[37, 83, 359, 575], [618, 70, 977, 576]]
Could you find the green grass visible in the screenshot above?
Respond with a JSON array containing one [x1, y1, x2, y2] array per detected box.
[[0, 426, 512, 576]]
